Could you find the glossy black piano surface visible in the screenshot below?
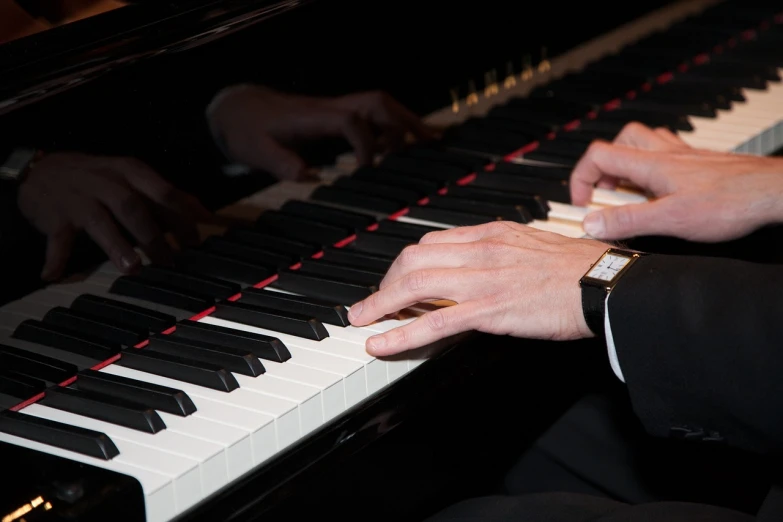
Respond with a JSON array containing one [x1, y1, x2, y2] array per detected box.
[[2, 1, 783, 521]]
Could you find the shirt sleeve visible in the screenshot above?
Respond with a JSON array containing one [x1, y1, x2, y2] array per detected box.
[[605, 292, 625, 382]]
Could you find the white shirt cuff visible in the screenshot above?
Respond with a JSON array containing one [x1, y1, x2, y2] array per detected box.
[[605, 293, 625, 383]]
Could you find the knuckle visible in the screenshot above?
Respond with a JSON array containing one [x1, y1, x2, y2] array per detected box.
[[404, 270, 428, 293], [116, 191, 146, 218], [397, 245, 419, 266], [425, 309, 448, 332], [419, 230, 442, 244]]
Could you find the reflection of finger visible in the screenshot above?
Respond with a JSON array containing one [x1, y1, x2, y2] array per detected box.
[[155, 206, 201, 249], [41, 226, 75, 281], [92, 177, 173, 265], [73, 201, 140, 273], [364, 299, 487, 356], [340, 113, 376, 166], [120, 161, 212, 221]]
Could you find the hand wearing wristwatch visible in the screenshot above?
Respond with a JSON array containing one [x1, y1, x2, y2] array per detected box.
[[580, 248, 645, 340]]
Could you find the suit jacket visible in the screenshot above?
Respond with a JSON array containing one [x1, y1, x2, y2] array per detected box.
[[609, 254, 783, 457]]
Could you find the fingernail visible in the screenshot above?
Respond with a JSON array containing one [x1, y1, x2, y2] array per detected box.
[[120, 254, 140, 272], [367, 335, 386, 354], [583, 213, 605, 238], [348, 301, 362, 320]]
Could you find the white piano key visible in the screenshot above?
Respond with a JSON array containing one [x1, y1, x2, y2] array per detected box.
[[527, 219, 587, 238], [546, 202, 592, 222], [100, 365, 279, 463], [395, 215, 455, 228], [261, 360, 346, 421], [16, 408, 202, 512], [200, 316, 369, 408], [591, 188, 648, 206], [0, 431, 176, 522], [156, 411, 254, 479], [24, 404, 228, 498], [232, 374, 324, 435]]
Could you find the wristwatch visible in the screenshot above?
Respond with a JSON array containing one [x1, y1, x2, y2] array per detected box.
[[0, 147, 40, 184], [579, 248, 645, 339]]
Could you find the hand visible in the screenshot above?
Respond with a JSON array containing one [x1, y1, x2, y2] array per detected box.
[[570, 123, 783, 242], [347, 222, 610, 357], [207, 84, 434, 180], [17, 152, 212, 280]]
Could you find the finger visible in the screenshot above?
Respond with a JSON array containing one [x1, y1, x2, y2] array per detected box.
[[348, 267, 475, 327], [653, 127, 689, 147], [417, 221, 518, 245], [581, 198, 675, 240], [364, 300, 489, 356], [41, 226, 75, 281], [113, 158, 213, 221], [70, 200, 141, 273], [336, 91, 433, 141], [339, 112, 377, 166], [570, 141, 663, 206], [86, 174, 173, 265], [381, 242, 486, 289]]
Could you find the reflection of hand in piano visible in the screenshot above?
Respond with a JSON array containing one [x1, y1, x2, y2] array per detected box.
[[17, 152, 211, 280], [573, 123, 783, 242], [205, 84, 435, 181], [347, 221, 609, 356]]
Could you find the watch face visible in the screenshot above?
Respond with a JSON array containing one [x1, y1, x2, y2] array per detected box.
[[586, 253, 631, 282]]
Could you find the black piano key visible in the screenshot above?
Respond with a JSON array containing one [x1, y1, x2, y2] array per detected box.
[[379, 154, 472, 180], [41, 386, 166, 434], [319, 246, 394, 271], [76, 369, 196, 417], [491, 161, 572, 181], [213, 301, 329, 341], [0, 344, 77, 385], [406, 206, 499, 227], [481, 110, 558, 134], [71, 294, 176, 334], [146, 336, 265, 377], [173, 320, 291, 363], [503, 97, 594, 120], [426, 195, 533, 223], [397, 146, 489, 171], [0, 370, 46, 400], [595, 109, 693, 131], [297, 258, 384, 287], [255, 211, 352, 245], [374, 219, 441, 240], [118, 348, 239, 392], [350, 230, 414, 258], [310, 185, 404, 214], [516, 153, 575, 168], [442, 126, 526, 156], [528, 139, 590, 159], [239, 288, 351, 327], [224, 228, 321, 258], [13, 320, 121, 362], [139, 265, 241, 300], [42, 307, 146, 347], [3, 336, 110, 373], [0, 410, 119, 460], [351, 168, 442, 195], [445, 185, 550, 220], [110, 275, 214, 313], [272, 269, 377, 306], [618, 99, 717, 118], [177, 248, 271, 285], [0, 393, 22, 411], [470, 172, 571, 203], [279, 200, 377, 229], [332, 177, 420, 204], [203, 236, 296, 269]]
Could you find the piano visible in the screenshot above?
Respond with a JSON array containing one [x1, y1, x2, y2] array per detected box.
[[1, 0, 782, 520]]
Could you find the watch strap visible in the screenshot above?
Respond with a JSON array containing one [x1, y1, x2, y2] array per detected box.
[[581, 283, 607, 339]]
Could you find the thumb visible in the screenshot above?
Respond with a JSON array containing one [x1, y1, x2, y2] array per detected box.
[[582, 199, 672, 240]]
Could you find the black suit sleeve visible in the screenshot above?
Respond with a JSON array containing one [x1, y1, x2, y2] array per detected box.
[[608, 254, 783, 456]]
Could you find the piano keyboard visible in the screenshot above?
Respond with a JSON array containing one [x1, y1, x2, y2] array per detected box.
[[2, 2, 783, 521]]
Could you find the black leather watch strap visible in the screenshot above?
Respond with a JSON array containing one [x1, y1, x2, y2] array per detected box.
[[581, 284, 607, 339]]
